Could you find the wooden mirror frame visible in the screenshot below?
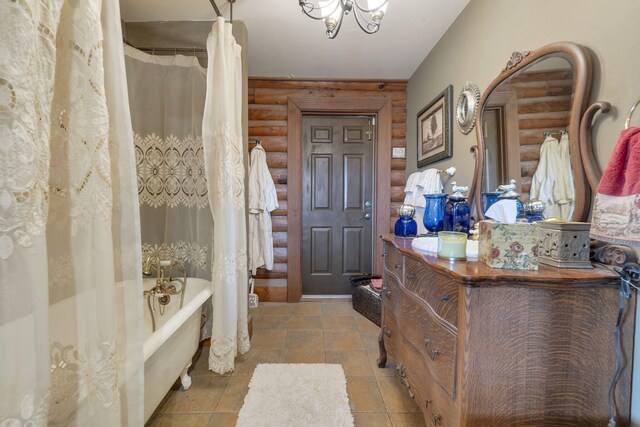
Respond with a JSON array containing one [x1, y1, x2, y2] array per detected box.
[[470, 41, 593, 221]]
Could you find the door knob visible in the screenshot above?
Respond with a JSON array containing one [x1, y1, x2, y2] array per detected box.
[[363, 213, 371, 220], [365, 201, 372, 208]]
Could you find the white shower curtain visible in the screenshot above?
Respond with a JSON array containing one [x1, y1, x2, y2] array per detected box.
[[203, 17, 250, 374], [0, 0, 143, 425]]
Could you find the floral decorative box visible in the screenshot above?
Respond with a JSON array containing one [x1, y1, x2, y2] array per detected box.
[[478, 220, 539, 270]]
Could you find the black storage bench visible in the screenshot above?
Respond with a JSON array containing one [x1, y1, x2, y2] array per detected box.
[[350, 275, 381, 327]]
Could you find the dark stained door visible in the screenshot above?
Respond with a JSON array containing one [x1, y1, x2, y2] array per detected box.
[[302, 115, 374, 295]]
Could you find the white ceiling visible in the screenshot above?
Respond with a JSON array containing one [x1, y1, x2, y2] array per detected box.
[[120, 0, 469, 79]]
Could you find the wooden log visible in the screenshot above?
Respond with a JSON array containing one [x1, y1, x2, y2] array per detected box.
[[518, 117, 570, 130], [392, 139, 406, 148], [254, 285, 287, 302], [392, 124, 406, 139], [273, 246, 288, 263], [275, 184, 287, 200], [520, 144, 541, 162], [392, 108, 407, 124], [391, 170, 406, 186], [265, 151, 287, 169], [521, 160, 539, 177], [272, 200, 288, 216], [507, 69, 572, 83], [270, 168, 288, 184], [254, 263, 287, 279], [247, 136, 288, 153], [519, 130, 548, 146], [249, 120, 288, 136], [272, 232, 288, 247], [391, 186, 405, 203], [271, 216, 287, 232], [248, 104, 288, 121], [253, 88, 407, 105], [517, 97, 572, 114], [391, 158, 406, 171], [249, 78, 407, 92], [248, 87, 255, 104]]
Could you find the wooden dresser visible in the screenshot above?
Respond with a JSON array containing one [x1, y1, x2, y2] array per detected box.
[[378, 236, 636, 426]]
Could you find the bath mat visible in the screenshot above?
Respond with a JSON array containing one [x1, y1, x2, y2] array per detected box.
[[236, 363, 354, 427]]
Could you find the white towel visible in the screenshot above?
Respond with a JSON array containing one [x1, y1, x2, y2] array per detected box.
[[414, 169, 443, 208], [403, 172, 421, 205]]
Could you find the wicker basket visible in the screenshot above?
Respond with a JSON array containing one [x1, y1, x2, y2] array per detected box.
[[350, 275, 381, 327]]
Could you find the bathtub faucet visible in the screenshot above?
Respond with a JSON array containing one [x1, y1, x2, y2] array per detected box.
[[143, 256, 188, 307]]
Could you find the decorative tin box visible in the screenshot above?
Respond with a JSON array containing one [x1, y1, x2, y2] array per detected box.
[[478, 220, 539, 270], [536, 221, 591, 268]]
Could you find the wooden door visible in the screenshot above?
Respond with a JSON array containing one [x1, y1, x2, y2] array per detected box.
[[301, 115, 374, 295]]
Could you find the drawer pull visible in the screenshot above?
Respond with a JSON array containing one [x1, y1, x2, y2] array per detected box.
[[385, 329, 392, 338], [382, 253, 387, 258], [396, 363, 414, 399], [433, 415, 442, 425], [425, 399, 431, 408], [440, 295, 450, 301], [430, 350, 440, 360], [423, 338, 431, 348], [385, 290, 392, 298], [406, 274, 416, 280], [395, 263, 402, 269]]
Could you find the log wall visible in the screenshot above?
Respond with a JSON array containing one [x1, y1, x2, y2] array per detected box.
[[248, 78, 407, 301]]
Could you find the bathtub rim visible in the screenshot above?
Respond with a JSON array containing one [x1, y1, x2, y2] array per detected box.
[[142, 277, 212, 362]]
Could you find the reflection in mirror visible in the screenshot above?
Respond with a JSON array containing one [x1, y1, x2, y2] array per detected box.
[[482, 57, 573, 212], [473, 42, 596, 222]]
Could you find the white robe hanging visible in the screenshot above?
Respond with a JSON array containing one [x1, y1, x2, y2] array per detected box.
[[248, 144, 279, 275]]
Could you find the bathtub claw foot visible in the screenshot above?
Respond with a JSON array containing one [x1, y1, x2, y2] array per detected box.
[[180, 363, 192, 390]]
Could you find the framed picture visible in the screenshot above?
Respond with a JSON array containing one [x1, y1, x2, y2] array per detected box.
[[417, 85, 453, 168]]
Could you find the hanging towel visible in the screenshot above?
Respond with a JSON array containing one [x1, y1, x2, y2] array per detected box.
[[248, 145, 280, 274], [590, 127, 640, 246], [555, 132, 575, 220], [414, 169, 444, 208], [403, 172, 421, 205]]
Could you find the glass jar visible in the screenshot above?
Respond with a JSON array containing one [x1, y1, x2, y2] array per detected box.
[[423, 193, 446, 236]]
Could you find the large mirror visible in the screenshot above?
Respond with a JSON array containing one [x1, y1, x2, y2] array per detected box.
[[471, 42, 593, 221]]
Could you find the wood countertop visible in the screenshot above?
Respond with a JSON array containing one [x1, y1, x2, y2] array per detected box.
[[382, 235, 619, 288]]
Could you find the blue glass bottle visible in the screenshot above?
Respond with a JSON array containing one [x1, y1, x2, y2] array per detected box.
[[394, 204, 418, 237], [444, 182, 470, 234], [423, 193, 446, 236]]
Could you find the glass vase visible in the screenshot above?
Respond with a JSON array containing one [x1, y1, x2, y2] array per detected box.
[[423, 193, 446, 236]]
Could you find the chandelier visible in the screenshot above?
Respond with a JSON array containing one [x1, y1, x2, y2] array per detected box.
[[299, 0, 389, 39]]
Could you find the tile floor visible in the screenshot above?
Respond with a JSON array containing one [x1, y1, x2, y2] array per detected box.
[[146, 301, 425, 427]]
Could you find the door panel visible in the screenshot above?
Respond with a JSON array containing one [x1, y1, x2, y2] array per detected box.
[[302, 115, 374, 295], [342, 226, 365, 274], [311, 154, 332, 210]]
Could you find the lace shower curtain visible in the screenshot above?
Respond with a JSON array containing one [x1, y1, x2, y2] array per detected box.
[[1, 0, 143, 425], [124, 47, 213, 281], [203, 18, 250, 373]]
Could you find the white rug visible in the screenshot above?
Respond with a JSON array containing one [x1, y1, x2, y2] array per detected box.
[[236, 363, 354, 427]]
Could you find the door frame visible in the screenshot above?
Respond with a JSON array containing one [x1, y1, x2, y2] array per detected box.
[[287, 97, 392, 302]]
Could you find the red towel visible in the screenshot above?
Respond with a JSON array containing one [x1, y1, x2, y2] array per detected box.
[[590, 127, 640, 246]]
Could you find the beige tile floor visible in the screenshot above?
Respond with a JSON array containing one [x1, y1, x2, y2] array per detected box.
[[146, 301, 425, 427]]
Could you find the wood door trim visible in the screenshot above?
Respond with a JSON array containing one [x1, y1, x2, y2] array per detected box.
[[287, 97, 392, 302]]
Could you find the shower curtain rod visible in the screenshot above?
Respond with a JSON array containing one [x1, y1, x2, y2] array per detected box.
[[124, 42, 208, 54]]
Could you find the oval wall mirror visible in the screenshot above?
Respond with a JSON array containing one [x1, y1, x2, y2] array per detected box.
[[456, 82, 481, 135], [471, 42, 594, 221]]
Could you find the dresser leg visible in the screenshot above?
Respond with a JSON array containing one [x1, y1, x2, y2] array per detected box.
[[377, 328, 387, 368]]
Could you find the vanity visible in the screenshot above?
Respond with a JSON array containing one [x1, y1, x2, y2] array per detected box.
[[379, 41, 637, 426], [378, 236, 634, 426]]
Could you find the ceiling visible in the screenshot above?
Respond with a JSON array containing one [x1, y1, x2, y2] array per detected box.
[[120, 0, 469, 79]]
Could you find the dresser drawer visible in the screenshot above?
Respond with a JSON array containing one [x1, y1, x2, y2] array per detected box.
[[383, 241, 403, 281], [401, 295, 457, 398], [404, 256, 458, 326], [397, 335, 457, 427], [381, 308, 400, 356], [382, 271, 401, 314]]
